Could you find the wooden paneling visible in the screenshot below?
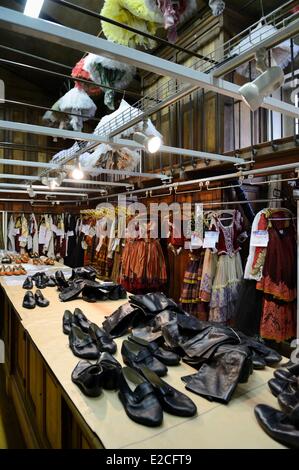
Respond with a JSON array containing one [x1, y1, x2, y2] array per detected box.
[[45, 371, 61, 449], [27, 342, 44, 435]]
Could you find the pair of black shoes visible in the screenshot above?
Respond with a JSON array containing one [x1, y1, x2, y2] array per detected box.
[[72, 353, 121, 397], [23, 290, 50, 309], [82, 284, 127, 303], [63, 308, 117, 359], [118, 366, 197, 427], [23, 273, 56, 290], [255, 363, 299, 448], [121, 336, 180, 378]]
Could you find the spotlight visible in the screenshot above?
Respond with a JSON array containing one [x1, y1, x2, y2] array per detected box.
[[239, 66, 285, 112], [27, 185, 36, 198], [49, 179, 58, 190], [72, 164, 84, 180], [133, 132, 162, 154]]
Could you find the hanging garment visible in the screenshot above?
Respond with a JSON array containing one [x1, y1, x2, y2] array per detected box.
[[84, 54, 135, 110], [19, 214, 29, 250], [230, 22, 299, 79], [244, 209, 268, 281], [27, 213, 39, 254], [234, 280, 264, 338], [256, 212, 297, 342], [179, 250, 208, 319], [206, 210, 247, 323], [7, 215, 15, 252], [71, 57, 102, 96], [154, 0, 197, 42], [199, 248, 218, 303], [100, 0, 164, 49], [209, 0, 225, 16]]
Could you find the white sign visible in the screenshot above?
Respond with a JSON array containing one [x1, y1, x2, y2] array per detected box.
[[190, 233, 203, 248], [203, 231, 219, 248], [250, 230, 269, 247]]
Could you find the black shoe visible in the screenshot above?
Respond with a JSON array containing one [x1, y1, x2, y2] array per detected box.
[[255, 404, 299, 449], [108, 285, 127, 301], [278, 390, 299, 415], [118, 367, 163, 427], [140, 366, 197, 417], [121, 340, 167, 377], [252, 351, 267, 370], [22, 291, 36, 309], [55, 270, 69, 290], [23, 276, 33, 290], [128, 335, 180, 366], [73, 308, 91, 333], [63, 310, 73, 335], [98, 353, 121, 390], [69, 325, 99, 360], [82, 286, 109, 303], [47, 275, 57, 287], [71, 360, 103, 397], [59, 281, 85, 302], [35, 274, 46, 289], [35, 289, 50, 307], [89, 323, 117, 354], [268, 378, 298, 397], [274, 369, 296, 381]]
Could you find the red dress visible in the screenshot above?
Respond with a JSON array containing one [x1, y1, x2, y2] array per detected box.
[[256, 213, 296, 342]]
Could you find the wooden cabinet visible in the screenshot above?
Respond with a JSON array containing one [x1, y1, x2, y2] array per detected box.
[[0, 290, 102, 449]]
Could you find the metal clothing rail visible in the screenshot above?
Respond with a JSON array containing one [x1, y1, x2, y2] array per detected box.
[[93, 161, 299, 201]]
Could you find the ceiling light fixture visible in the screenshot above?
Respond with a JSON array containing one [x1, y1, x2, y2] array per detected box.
[[27, 185, 36, 198], [24, 0, 44, 18], [71, 163, 84, 180], [133, 132, 162, 154], [239, 48, 285, 112]]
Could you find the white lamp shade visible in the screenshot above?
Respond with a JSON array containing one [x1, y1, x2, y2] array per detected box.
[[239, 66, 285, 111]]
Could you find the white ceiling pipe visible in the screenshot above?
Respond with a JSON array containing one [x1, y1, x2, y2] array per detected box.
[[0, 174, 130, 187], [0, 161, 167, 180], [93, 161, 299, 201], [0, 183, 109, 193], [0, 120, 245, 164], [0, 158, 59, 169], [0, 7, 298, 119], [0, 189, 87, 197]]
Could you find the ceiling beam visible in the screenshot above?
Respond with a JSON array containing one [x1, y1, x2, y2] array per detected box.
[[0, 7, 298, 119], [0, 120, 245, 164]]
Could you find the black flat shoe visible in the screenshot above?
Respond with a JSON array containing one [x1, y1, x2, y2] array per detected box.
[[118, 367, 163, 427], [140, 366, 197, 417], [47, 275, 57, 287], [35, 289, 50, 307], [55, 270, 69, 290], [63, 310, 73, 335], [268, 378, 298, 397], [128, 335, 180, 366], [71, 360, 103, 397], [255, 404, 299, 449], [59, 281, 85, 302], [98, 352, 121, 390], [121, 340, 167, 377], [35, 273, 49, 289], [274, 369, 296, 381], [252, 351, 267, 370], [22, 291, 36, 309], [108, 285, 127, 301], [23, 276, 33, 290], [73, 308, 91, 333], [89, 323, 117, 354], [82, 286, 109, 303], [278, 390, 299, 415], [69, 325, 99, 360]]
